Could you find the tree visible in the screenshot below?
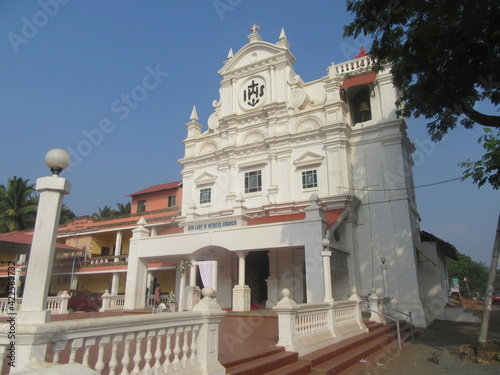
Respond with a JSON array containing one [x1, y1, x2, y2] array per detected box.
[[59, 203, 76, 225], [459, 128, 500, 189], [116, 202, 131, 216], [0, 176, 38, 232], [93, 205, 117, 219], [343, 0, 500, 142], [447, 251, 489, 298]]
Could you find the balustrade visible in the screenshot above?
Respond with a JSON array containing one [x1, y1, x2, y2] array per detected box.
[[0, 287, 226, 375]]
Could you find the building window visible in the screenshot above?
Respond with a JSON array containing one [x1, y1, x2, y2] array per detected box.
[[200, 188, 211, 204], [245, 170, 262, 193], [137, 200, 146, 213], [168, 195, 177, 207], [302, 170, 318, 189]]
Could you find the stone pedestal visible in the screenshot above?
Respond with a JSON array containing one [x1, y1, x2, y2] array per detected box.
[[185, 285, 201, 311], [232, 285, 251, 312]]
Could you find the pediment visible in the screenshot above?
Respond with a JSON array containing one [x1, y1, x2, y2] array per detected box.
[[218, 41, 295, 76], [194, 172, 218, 186], [293, 152, 325, 168]]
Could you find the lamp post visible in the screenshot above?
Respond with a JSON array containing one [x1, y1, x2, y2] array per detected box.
[[321, 237, 334, 303], [18, 149, 71, 324]]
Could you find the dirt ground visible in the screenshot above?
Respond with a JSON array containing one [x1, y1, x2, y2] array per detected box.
[[373, 304, 500, 374]]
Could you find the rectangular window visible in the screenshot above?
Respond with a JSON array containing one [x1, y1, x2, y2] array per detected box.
[[168, 195, 177, 207], [245, 170, 262, 193], [302, 170, 318, 189], [200, 188, 211, 204], [137, 200, 146, 213]]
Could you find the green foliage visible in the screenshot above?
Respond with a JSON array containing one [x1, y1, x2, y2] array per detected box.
[[116, 202, 131, 215], [448, 251, 489, 298], [344, 0, 500, 141], [59, 203, 76, 225], [93, 205, 118, 219], [0, 176, 38, 232], [459, 128, 500, 189]]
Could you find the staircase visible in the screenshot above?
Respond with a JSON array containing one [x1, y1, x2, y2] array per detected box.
[[223, 321, 413, 375]]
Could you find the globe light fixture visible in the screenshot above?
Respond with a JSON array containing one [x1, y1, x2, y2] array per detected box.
[[321, 238, 330, 249], [45, 148, 70, 176]]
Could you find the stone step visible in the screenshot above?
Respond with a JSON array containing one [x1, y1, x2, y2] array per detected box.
[[263, 359, 312, 375], [225, 350, 299, 375], [300, 323, 390, 368], [308, 322, 413, 375]]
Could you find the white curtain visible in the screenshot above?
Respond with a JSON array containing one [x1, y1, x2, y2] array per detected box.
[[197, 261, 216, 289]]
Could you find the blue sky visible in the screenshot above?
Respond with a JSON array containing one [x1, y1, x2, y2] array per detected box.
[[0, 1, 498, 265]]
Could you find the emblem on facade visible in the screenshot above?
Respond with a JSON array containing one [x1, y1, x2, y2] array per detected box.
[[240, 77, 266, 110]]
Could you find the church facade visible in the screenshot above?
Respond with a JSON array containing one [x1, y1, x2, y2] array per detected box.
[[124, 27, 433, 327]]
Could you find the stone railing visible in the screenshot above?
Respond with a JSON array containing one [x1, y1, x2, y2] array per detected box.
[[1, 292, 70, 316], [273, 288, 367, 356], [99, 291, 125, 311], [0, 288, 226, 375], [333, 55, 373, 76], [88, 255, 129, 266]]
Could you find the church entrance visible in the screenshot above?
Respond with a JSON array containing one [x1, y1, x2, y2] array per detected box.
[[245, 251, 269, 308]]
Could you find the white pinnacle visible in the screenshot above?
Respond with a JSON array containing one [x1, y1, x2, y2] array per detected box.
[[190, 105, 198, 122]]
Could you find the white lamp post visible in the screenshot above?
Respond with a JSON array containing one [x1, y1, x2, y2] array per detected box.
[[321, 237, 334, 303], [19, 149, 71, 324]]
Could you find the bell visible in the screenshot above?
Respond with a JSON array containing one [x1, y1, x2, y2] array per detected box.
[[358, 101, 370, 113]]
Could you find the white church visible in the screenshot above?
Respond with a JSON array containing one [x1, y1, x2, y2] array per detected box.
[[124, 26, 452, 328]]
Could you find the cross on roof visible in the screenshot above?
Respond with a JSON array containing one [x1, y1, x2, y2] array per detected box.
[[250, 24, 260, 34]]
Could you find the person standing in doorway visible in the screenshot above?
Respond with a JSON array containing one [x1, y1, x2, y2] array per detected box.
[[154, 284, 161, 306]]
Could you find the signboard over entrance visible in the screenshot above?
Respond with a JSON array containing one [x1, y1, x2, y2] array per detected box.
[[187, 220, 238, 231]]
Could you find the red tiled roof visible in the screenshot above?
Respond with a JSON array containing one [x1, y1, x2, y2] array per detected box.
[[0, 231, 82, 252], [127, 181, 182, 197], [340, 72, 376, 90], [355, 46, 369, 59]]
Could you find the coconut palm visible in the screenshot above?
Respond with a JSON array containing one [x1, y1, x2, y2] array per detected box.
[[0, 176, 38, 232], [116, 202, 131, 215], [93, 205, 118, 219]]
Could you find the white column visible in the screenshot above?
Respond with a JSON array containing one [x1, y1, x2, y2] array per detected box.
[[266, 250, 280, 308], [238, 252, 246, 286], [124, 222, 150, 310], [19, 175, 71, 324], [111, 272, 120, 295], [190, 262, 198, 286], [232, 252, 250, 311], [322, 238, 334, 303], [114, 230, 122, 259], [178, 272, 186, 311]]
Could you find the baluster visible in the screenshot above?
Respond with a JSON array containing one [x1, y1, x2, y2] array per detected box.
[[50, 340, 66, 363], [172, 328, 182, 370], [143, 330, 155, 372], [95, 335, 110, 374], [181, 327, 190, 368], [82, 337, 96, 368], [68, 338, 83, 363], [131, 331, 145, 375], [120, 332, 135, 375], [153, 329, 165, 375], [189, 325, 199, 366], [163, 328, 174, 373], [108, 334, 122, 375]]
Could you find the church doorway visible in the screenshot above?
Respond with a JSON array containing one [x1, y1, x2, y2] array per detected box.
[[245, 251, 269, 307]]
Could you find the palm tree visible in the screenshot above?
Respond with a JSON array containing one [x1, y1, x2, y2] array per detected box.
[[59, 204, 76, 225], [116, 202, 131, 216], [0, 176, 38, 232], [92, 205, 118, 219]]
